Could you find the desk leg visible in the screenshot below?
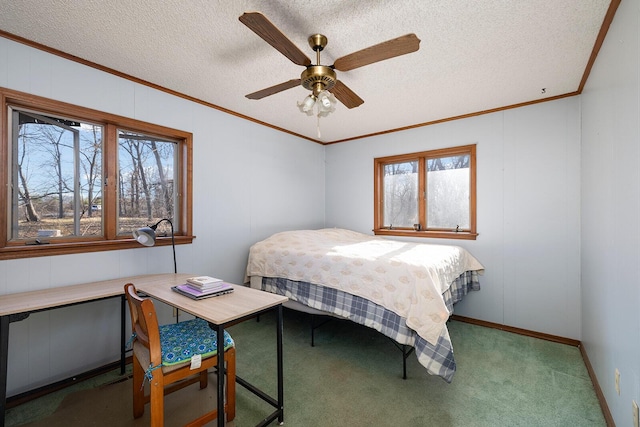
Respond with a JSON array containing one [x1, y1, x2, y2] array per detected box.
[[276, 304, 284, 425], [216, 325, 225, 427], [120, 295, 126, 375], [1, 315, 9, 427]]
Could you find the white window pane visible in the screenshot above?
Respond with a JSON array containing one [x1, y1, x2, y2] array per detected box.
[[426, 155, 470, 229], [383, 161, 418, 227]]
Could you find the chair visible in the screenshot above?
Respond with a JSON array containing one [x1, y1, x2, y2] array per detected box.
[[124, 283, 236, 426]]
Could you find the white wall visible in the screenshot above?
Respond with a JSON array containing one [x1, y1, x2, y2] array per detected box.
[[0, 36, 326, 396], [325, 97, 582, 340], [580, 0, 640, 425]]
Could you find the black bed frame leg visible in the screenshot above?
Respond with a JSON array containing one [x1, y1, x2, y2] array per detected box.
[[402, 345, 408, 379], [309, 314, 333, 348]]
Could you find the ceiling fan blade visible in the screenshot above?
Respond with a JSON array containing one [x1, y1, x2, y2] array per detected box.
[[239, 12, 311, 67], [246, 79, 301, 100], [333, 34, 421, 72], [329, 80, 364, 109]]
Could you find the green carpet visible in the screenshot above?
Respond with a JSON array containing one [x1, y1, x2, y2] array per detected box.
[[6, 309, 605, 426]]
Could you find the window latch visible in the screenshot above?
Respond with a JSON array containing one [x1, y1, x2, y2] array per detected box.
[[25, 238, 50, 245]]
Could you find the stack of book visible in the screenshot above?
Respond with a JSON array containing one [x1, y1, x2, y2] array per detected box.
[[187, 276, 224, 290], [172, 276, 234, 300]]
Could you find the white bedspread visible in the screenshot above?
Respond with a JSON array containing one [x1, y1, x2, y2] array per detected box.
[[246, 228, 484, 345]]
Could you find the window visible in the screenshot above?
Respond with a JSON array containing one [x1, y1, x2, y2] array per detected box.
[[374, 144, 477, 240], [1, 87, 193, 259]]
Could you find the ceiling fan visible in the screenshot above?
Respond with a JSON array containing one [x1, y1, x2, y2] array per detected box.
[[239, 12, 421, 110]]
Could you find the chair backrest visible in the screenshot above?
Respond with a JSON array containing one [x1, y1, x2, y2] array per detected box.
[[124, 283, 162, 364]]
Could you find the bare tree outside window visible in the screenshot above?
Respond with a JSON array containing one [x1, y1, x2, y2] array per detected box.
[[117, 132, 177, 236], [11, 110, 103, 239], [2, 89, 193, 259], [10, 113, 179, 241]]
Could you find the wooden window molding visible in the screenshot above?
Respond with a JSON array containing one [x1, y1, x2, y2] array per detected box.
[[0, 87, 193, 260], [373, 144, 477, 240]]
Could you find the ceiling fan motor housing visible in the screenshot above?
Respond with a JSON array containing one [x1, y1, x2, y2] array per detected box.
[[301, 65, 336, 95]]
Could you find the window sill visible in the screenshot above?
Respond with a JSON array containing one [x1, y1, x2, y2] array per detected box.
[[373, 229, 478, 240], [0, 235, 194, 260]]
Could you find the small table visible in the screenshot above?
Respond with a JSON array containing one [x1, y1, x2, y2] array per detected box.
[[137, 279, 288, 427]]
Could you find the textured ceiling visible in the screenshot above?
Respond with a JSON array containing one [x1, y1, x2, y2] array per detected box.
[[0, 0, 615, 143]]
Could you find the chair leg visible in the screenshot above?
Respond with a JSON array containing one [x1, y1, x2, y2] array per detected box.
[[132, 356, 145, 418], [149, 371, 165, 427], [226, 347, 236, 422]]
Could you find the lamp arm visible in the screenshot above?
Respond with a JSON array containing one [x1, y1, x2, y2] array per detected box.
[[152, 218, 177, 274]]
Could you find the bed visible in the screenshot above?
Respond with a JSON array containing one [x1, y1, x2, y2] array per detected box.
[[245, 228, 484, 382]]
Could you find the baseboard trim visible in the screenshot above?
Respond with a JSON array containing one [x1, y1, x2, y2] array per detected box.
[[579, 344, 616, 427], [451, 315, 581, 346], [451, 315, 614, 427]]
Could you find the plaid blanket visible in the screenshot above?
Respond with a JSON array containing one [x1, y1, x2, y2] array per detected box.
[[261, 271, 480, 382]]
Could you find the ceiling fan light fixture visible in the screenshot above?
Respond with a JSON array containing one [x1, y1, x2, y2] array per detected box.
[[298, 94, 317, 116], [317, 91, 336, 116], [298, 90, 336, 119]]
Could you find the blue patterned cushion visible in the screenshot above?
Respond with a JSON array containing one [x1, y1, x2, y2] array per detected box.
[[158, 318, 234, 366]]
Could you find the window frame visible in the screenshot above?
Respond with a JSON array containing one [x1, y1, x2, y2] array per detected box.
[[0, 87, 193, 260], [373, 144, 477, 240]]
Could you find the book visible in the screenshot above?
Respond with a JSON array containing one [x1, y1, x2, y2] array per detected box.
[[186, 276, 223, 289], [172, 283, 234, 300], [186, 282, 227, 292]]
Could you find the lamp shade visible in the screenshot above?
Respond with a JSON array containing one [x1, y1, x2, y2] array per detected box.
[[316, 91, 336, 118], [132, 218, 177, 274], [297, 94, 316, 116], [320, 93, 332, 108], [133, 226, 156, 246]]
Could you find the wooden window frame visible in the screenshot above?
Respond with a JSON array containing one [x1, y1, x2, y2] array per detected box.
[[0, 87, 193, 260], [373, 144, 477, 240]]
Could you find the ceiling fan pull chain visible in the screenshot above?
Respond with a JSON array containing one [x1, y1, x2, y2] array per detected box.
[[317, 115, 322, 139]]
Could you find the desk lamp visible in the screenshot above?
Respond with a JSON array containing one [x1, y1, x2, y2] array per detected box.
[[133, 218, 177, 274]]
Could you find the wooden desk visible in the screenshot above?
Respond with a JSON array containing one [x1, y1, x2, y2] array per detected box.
[[137, 281, 288, 427], [0, 273, 193, 427]]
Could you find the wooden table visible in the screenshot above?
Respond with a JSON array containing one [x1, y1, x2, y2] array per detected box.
[[137, 280, 288, 427]]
